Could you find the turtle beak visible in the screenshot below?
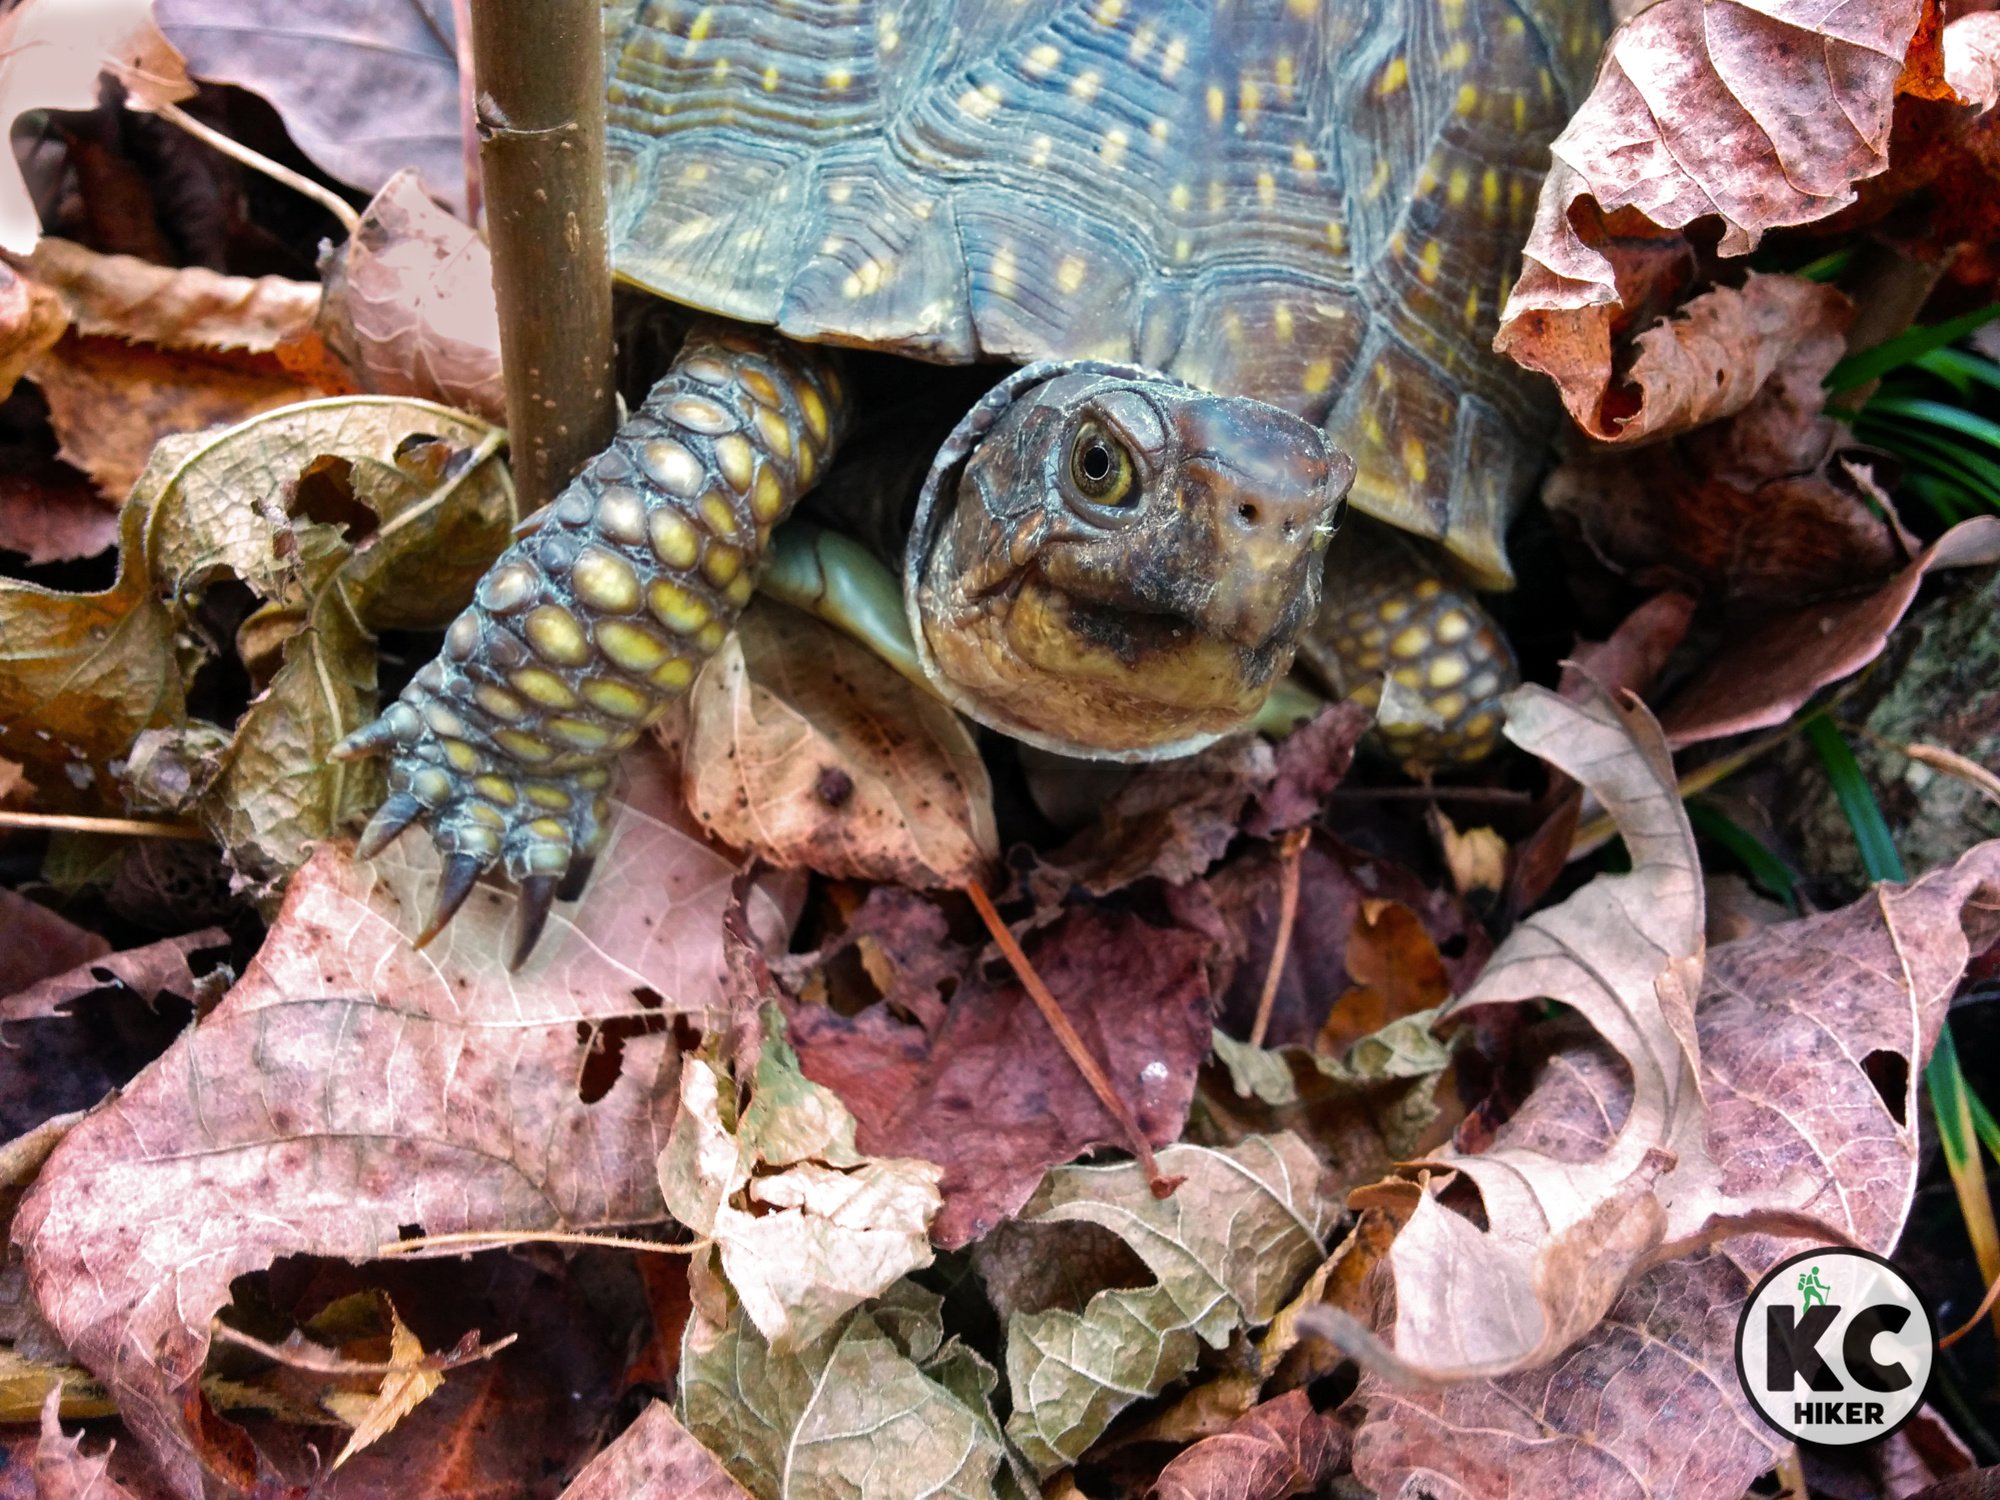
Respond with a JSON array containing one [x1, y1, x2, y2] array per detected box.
[[1176, 399, 1352, 648]]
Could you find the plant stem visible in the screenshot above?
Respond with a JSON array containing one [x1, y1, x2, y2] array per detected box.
[[468, 0, 617, 511]]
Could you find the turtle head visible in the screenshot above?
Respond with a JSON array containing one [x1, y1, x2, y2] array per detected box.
[[907, 362, 1354, 758]]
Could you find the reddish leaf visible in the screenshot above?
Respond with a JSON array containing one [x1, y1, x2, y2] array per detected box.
[[1661, 515, 2000, 746], [789, 906, 1213, 1249], [0, 889, 106, 998], [0, 928, 223, 1023], [0, 465, 117, 566], [12, 750, 783, 1498], [1149, 1389, 1347, 1500], [34, 1390, 143, 1500], [555, 1402, 749, 1500]]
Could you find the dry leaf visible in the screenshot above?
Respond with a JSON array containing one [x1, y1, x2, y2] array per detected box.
[[1495, 0, 1926, 408], [155, 0, 467, 211], [317, 170, 504, 419], [556, 1402, 750, 1500], [661, 1027, 942, 1352], [0, 0, 194, 253], [1661, 514, 2000, 746], [13, 750, 788, 1500], [682, 600, 998, 890], [23, 237, 320, 353], [1348, 838, 2000, 1496], [0, 926, 223, 1023], [790, 905, 1214, 1249], [1002, 1134, 1337, 1475], [0, 465, 117, 565], [680, 1282, 1016, 1500], [324, 1301, 442, 1470], [1148, 1389, 1347, 1500], [0, 890, 108, 998], [33, 1388, 144, 1500], [0, 258, 67, 399]]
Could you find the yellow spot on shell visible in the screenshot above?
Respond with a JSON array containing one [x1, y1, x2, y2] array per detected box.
[[1238, 77, 1261, 115], [1029, 134, 1053, 167], [1402, 436, 1429, 481], [1378, 596, 1411, 623], [1161, 37, 1187, 80], [991, 243, 1018, 295], [1208, 179, 1226, 212], [1363, 413, 1385, 445], [1057, 255, 1088, 293], [597, 620, 673, 673], [1464, 287, 1482, 324], [1431, 691, 1468, 723], [1275, 53, 1296, 98], [1170, 182, 1191, 211], [825, 65, 851, 90], [1464, 711, 1497, 742], [1273, 303, 1294, 342], [958, 83, 1002, 120], [1130, 22, 1155, 61], [1436, 609, 1473, 644], [1441, 39, 1471, 69], [524, 785, 571, 812], [1206, 84, 1225, 124], [1093, 0, 1124, 23], [1099, 129, 1128, 168], [1256, 170, 1276, 206], [1023, 43, 1059, 77], [650, 511, 701, 570], [1365, 159, 1390, 199], [1378, 57, 1408, 96], [1447, 167, 1471, 206], [572, 547, 641, 613], [1302, 358, 1333, 395], [687, 8, 712, 42], [1173, 235, 1192, 262], [1148, 117, 1170, 143], [511, 668, 577, 709], [1418, 240, 1443, 283], [762, 64, 779, 91], [525, 605, 590, 665], [1456, 82, 1479, 114], [649, 580, 712, 634], [1415, 578, 1444, 601], [1292, 142, 1317, 172], [1325, 221, 1345, 253], [1482, 168, 1502, 214]]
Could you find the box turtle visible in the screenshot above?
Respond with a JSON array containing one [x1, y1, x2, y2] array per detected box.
[[336, 0, 1606, 960]]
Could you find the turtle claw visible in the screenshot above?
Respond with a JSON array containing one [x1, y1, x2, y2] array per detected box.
[[356, 792, 427, 859], [416, 851, 488, 948], [510, 874, 562, 971], [556, 854, 597, 904]]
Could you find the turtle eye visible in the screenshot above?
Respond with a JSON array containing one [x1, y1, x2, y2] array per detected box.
[[1068, 421, 1136, 506]]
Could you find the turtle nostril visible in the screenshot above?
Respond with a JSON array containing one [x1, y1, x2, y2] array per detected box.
[[1237, 502, 1260, 525]]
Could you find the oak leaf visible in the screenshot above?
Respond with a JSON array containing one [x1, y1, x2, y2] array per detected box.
[[556, 1402, 750, 1500], [682, 600, 998, 890], [12, 753, 785, 1500], [1148, 1389, 1347, 1500]]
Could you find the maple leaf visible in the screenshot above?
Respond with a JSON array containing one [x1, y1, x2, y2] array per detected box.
[[11, 753, 788, 1499]]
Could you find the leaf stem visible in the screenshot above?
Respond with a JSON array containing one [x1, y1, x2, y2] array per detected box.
[[1248, 827, 1310, 1048], [150, 100, 359, 235], [0, 810, 207, 840]]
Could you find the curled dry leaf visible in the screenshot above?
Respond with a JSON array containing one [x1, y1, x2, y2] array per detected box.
[[1543, 278, 1912, 607], [680, 1282, 1016, 1500], [34, 1389, 144, 1500], [1348, 837, 2000, 1498], [0, 927, 224, 1023], [322, 1300, 443, 1470], [22, 237, 321, 354], [0, 396, 512, 879], [0, 0, 193, 253], [555, 1402, 750, 1500], [0, 258, 67, 399], [318, 171, 506, 420], [1148, 1389, 1348, 1500], [1495, 0, 1932, 416], [1002, 1134, 1337, 1476], [155, 0, 467, 211], [790, 905, 1214, 1249], [12, 753, 784, 1500], [681, 601, 999, 891], [1661, 514, 2000, 746], [0, 463, 118, 566], [0, 889, 108, 998], [660, 1027, 942, 1352]]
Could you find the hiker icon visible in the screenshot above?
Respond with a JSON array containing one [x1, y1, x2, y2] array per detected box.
[[1799, 1267, 1830, 1310]]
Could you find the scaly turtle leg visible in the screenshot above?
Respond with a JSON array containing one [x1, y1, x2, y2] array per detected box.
[[335, 324, 849, 965]]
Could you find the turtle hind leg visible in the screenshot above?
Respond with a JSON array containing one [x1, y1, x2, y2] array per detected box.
[[1300, 518, 1518, 766], [336, 322, 848, 964]]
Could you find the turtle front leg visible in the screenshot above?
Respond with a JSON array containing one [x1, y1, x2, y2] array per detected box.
[[335, 324, 847, 965], [1301, 519, 1518, 766]]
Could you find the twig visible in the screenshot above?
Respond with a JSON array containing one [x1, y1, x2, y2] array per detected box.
[[1248, 827, 1311, 1048], [376, 1228, 703, 1257], [0, 810, 207, 840], [451, 0, 482, 225], [469, 0, 617, 510], [209, 1320, 515, 1377], [150, 100, 359, 235], [963, 882, 1183, 1198], [1328, 785, 1532, 805]]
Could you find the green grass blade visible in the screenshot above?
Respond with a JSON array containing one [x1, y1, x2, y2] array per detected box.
[[1913, 346, 2000, 397], [1685, 799, 1799, 909], [1864, 396, 2000, 455], [1858, 424, 2000, 509], [1828, 305, 2000, 392], [1805, 714, 1906, 882]]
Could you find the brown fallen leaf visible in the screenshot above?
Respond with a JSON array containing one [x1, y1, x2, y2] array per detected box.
[[1346, 837, 2000, 1497], [0, 464, 117, 565], [0, 889, 108, 998], [789, 905, 1214, 1249], [0, 927, 223, 1024], [317, 170, 505, 420], [0, 258, 67, 399], [0, 0, 193, 253], [555, 1402, 750, 1500], [681, 600, 998, 891], [22, 237, 321, 354], [1496, 0, 1932, 414], [1319, 901, 1453, 1056], [34, 1388, 144, 1500], [1661, 514, 2000, 746], [1148, 1388, 1347, 1500], [321, 1299, 443, 1470], [156, 0, 468, 212], [12, 749, 787, 1500]]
